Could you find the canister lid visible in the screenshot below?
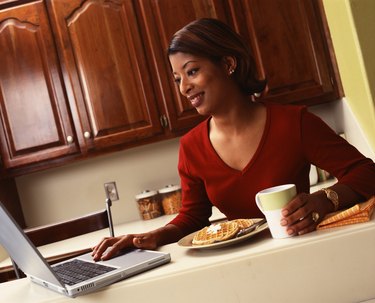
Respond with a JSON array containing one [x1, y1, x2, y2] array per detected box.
[[158, 184, 181, 194], [135, 190, 158, 200]]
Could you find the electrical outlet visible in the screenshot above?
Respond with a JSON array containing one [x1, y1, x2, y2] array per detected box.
[[104, 182, 119, 201]]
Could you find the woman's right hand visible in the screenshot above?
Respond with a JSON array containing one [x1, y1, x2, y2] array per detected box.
[[91, 231, 159, 261]]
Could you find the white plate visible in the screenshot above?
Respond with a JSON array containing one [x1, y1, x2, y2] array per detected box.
[[177, 219, 269, 249]]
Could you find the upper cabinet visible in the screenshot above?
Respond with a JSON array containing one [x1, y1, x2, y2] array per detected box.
[[232, 0, 342, 105], [46, 0, 163, 152], [0, 1, 79, 168], [0, 0, 342, 174], [135, 0, 342, 128]]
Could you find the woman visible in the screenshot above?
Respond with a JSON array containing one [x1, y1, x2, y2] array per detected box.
[[92, 18, 375, 261]]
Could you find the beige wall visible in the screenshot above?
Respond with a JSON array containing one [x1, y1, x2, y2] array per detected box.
[[323, 0, 375, 150], [17, 138, 180, 227]]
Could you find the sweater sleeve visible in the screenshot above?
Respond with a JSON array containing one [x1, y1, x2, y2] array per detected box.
[[301, 108, 375, 199], [167, 137, 212, 235]]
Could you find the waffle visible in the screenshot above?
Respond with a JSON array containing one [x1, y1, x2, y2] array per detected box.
[[192, 221, 240, 245], [232, 218, 255, 229]]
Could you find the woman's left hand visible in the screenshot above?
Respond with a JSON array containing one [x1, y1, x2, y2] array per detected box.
[[280, 192, 332, 236]]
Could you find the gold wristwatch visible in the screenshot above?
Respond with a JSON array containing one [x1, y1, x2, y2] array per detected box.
[[321, 188, 339, 211]]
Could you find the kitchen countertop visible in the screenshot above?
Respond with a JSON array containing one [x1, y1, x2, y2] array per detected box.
[[0, 179, 335, 265], [0, 205, 374, 303]]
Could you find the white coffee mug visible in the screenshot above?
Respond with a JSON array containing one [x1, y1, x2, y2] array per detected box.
[[255, 184, 296, 239]]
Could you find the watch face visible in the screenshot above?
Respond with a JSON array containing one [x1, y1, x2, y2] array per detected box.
[[322, 188, 339, 211], [328, 190, 338, 200]]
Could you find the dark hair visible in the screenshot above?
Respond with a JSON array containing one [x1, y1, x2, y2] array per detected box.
[[167, 18, 267, 95]]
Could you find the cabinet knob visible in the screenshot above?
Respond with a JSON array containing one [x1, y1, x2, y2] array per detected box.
[[67, 136, 74, 143], [84, 131, 91, 139]]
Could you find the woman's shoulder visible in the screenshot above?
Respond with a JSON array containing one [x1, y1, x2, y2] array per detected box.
[[264, 101, 306, 114], [264, 101, 309, 125]]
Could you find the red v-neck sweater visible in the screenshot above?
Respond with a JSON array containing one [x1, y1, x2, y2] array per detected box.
[[168, 102, 375, 235]]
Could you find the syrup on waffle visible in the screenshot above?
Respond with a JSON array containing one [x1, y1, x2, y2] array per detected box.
[[192, 221, 240, 245]]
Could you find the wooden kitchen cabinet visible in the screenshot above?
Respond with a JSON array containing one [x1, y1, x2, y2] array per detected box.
[[0, 0, 79, 168], [136, 0, 342, 129], [0, 0, 168, 172], [231, 0, 342, 105], [46, 0, 163, 152]]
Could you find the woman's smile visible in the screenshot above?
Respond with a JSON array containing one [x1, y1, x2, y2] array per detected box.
[[188, 92, 205, 108]]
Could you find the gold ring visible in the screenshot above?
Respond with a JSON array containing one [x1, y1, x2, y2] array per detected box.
[[312, 212, 320, 222]]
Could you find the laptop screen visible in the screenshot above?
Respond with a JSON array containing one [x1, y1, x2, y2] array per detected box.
[[0, 201, 171, 297], [0, 202, 63, 286]]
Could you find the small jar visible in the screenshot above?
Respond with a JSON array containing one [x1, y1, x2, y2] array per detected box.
[[135, 190, 163, 220], [158, 184, 182, 215]]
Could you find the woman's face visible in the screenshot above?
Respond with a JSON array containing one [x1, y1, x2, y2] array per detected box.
[[169, 52, 233, 116]]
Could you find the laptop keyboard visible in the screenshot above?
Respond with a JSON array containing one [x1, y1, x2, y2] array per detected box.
[[52, 259, 117, 286]]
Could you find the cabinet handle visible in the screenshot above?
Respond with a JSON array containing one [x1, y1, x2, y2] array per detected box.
[[160, 115, 169, 128], [66, 136, 74, 143], [84, 131, 91, 139]]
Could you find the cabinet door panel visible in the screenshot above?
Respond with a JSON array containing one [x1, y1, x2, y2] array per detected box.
[[237, 0, 340, 104], [0, 1, 78, 168], [48, 0, 162, 150], [137, 0, 234, 133]]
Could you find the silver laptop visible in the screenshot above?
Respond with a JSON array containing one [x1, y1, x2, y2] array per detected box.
[[0, 202, 171, 297]]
